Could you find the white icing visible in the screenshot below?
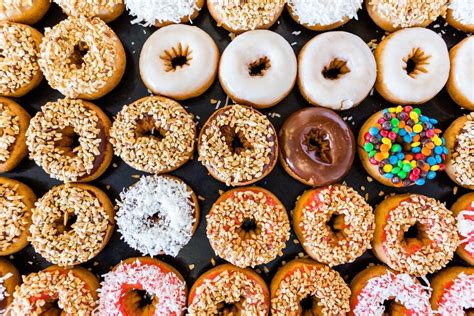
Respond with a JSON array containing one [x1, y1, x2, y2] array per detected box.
[[457, 207, 474, 254], [437, 272, 474, 315], [449, 0, 474, 25], [125, 0, 199, 26], [450, 36, 474, 107], [288, 0, 362, 26]]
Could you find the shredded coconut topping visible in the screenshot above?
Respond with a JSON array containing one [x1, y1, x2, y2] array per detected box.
[[125, 0, 199, 26], [449, 0, 474, 25], [437, 272, 474, 315], [457, 205, 474, 255], [54, 0, 123, 19], [0, 273, 12, 302], [452, 113, 474, 186], [288, 0, 362, 26], [0, 102, 20, 163]]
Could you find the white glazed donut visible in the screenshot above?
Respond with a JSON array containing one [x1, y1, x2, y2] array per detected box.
[[447, 36, 474, 110], [139, 24, 219, 101], [219, 30, 297, 109], [298, 31, 376, 110], [375, 27, 450, 105]]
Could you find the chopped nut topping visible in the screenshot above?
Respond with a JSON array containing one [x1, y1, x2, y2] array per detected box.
[[0, 0, 33, 11], [54, 0, 123, 18], [0, 102, 20, 162], [451, 113, 474, 186], [0, 182, 29, 252]]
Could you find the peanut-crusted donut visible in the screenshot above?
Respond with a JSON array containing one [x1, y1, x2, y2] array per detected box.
[[110, 96, 196, 174], [39, 16, 126, 100], [99, 257, 187, 315], [447, 37, 474, 110], [29, 183, 115, 266], [0, 22, 42, 98], [293, 184, 375, 266], [372, 194, 459, 276], [451, 192, 474, 265], [446, 0, 474, 33], [188, 264, 270, 315], [0, 258, 20, 313], [207, 187, 290, 268], [0, 177, 36, 256], [198, 105, 278, 186], [270, 259, 351, 315], [10, 266, 99, 314], [0, 0, 49, 24], [54, 0, 125, 23], [0, 98, 30, 173], [26, 98, 113, 183]]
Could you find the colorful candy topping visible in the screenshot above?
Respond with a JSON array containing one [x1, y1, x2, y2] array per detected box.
[[363, 106, 447, 186]]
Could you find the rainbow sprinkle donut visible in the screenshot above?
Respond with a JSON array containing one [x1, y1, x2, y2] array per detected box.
[[358, 105, 448, 187]]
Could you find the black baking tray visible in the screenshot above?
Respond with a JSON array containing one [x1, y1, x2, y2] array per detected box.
[[8, 3, 470, 290]]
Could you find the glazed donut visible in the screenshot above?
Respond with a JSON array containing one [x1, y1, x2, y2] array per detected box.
[[446, 0, 474, 33], [430, 267, 474, 315], [54, 0, 125, 23], [374, 27, 450, 105], [0, 177, 36, 256], [372, 194, 459, 276], [0, 98, 30, 173], [110, 96, 196, 174], [451, 192, 474, 265], [39, 16, 126, 100], [0, 0, 49, 24], [219, 30, 297, 109], [271, 259, 350, 315], [287, 0, 362, 31], [116, 175, 200, 257], [188, 264, 270, 315], [444, 113, 474, 189], [198, 105, 278, 186], [26, 98, 113, 183], [358, 106, 447, 187], [29, 183, 115, 266], [139, 24, 219, 101], [279, 107, 355, 186], [293, 184, 375, 266], [298, 31, 376, 110], [0, 258, 20, 313], [206, 187, 290, 268], [10, 266, 99, 314], [207, 0, 285, 33], [350, 265, 432, 315], [0, 22, 42, 98], [447, 37, 474, 110], [99, 257, 187, 315]]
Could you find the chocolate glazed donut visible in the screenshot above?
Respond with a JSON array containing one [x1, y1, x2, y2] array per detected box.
[[279, 107, 355, 186]]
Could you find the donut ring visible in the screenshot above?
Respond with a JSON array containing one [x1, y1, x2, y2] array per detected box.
[[26, 98, 113, 183], [0, 0, 49, 24], [206, 187, 290, 268], [0, 258, 20, 313], [39, 16, 126, 100], [99, 257, 187, 315], [446, 0, 474, 33], [110, 96, 196, 174], [188, 264, 270, 315], [451, 192, 474, 265], [53, 0, 125, 23], [372, 194, 459, 276], [447, 37, 474, 110]]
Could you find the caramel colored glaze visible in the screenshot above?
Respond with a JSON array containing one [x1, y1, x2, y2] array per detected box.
[[279, 107, 355, 186]]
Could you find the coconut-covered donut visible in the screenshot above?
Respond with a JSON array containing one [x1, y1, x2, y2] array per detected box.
[[0, 258, 20, 313], [117, 175, 199, 257], [139, 24, 219, 100], [54, 0, 124, 23], [219, 30, 297, 109], [29, 183, 115, 266], [375, 27, 450, 105], [0, 0, 49, 24], [26, 98, 113, 183], [188, 264, 270, 315], [39, 16, 126, 100], [446, 0, 474, 33], [372, 194, 459, 276], [99, 257, 187, 315], [198, 105, 278, 186], [451, 192, 474, 265], [207, 187, 290, 268], [110, 96, 196, 174], [0, 22, 42, 98], [447, 37, 474, 110], [431, 267, 474, 315]]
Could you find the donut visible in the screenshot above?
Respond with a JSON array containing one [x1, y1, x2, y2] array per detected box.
[[444, 113, 474, 189], [207, 0, 285, 33], [279, 107, 355, 186], [447, 37, 474, 110], [26, 98, 113, 183], [0, 0, 49, 24], [29, 183, 115, 266], [451, 192, 474, 265], [270, 259, 351, 315], [372, 194, 459, 276], [350, 265, 432, 315], [287, 0, 362, 31], [293, 184, 375, 266], [0, 258, 20, 313], [206, 187, 289, 268], [298, 31, 376, 110], [198, 105, 278, 186], [219, 30, 297, 109], [139, 24, 219, 101], [0, 177, 36, 256], [0, 22, 42, 98], [0, 98, 30, 173], [39, 16, 126, 100], [54, 0, 125, 23], [358, 105, 447, 188], [116, 175, 200, 257], [110, 96, 196, 174], [430, 267, 474, 315], [99, 257, 187, 315], [446, 0, 474, 33], [10, 265, 99, 314], [188, 264, 270, 315]]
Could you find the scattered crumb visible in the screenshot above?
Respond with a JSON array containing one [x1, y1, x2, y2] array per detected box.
[[291, 42, 297, 46], [453, 186, 458, 195], [378, 190, 385, 197], [210, 99, 218, 104], [189, 264, 195, 270], [112, 163, 118, 168], [292, 30, 301, 36], [211, 258, 216, 266], [263, 266, 270, 273], [132, 174, 140, 179], [293, 239, 299, 244], [198, 195, 205, 201], [367, 176, 373, 183], [229, 32, 236, 40], [218, 189, 224, 195], [93, 261, 99, 266], [360, 186, 366, 191], [106, 185, 111, 190]]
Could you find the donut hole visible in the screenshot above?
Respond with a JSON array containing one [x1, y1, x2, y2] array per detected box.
[[135, 116, 165, 141], [220, 126, 252, 154], [248, 56, 271, 77], [40, 300, 63, 314], [299, 295, 322, 314], [160, 43, 192, 72], [322, 58, 350, 80], [0, 48, 4, 62], [54, 212, 77, 234], [238, 217, 261, 240], [122, 289, 157, 313], [56, 126, 81, 156], [304, 129, 332, 164], [241, 218, 257, 232], [134, 289, 154, 308], [326, 213, 345, 238], [216, 300, 243, 314], [402, 221, 429, 251], [69, 41, 89, 69], [403, 48, 430, 78]]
